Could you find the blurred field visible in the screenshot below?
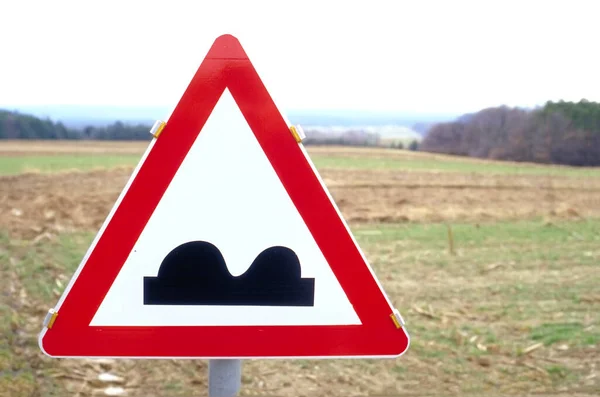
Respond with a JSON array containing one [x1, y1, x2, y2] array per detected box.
[[1, 140, 600, 177], [1, 140, 599, 396]]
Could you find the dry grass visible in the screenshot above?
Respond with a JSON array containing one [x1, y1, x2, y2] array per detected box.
[[0, 140, 149, 155], [1, 142, 599, 396], [2, 221, 599, 396]]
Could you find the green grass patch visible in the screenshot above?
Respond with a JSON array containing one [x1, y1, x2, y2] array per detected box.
[[530, 323, 599, 346], [4, 231, 95, 301], [0, 154, 141, 175], [0, 371, 36, 397], [2, 216, 599, 394], [353, 219, 600, 251], [1, 151, 599, 178], [311, 154, 600, 177], [353, 218, 599, 385], [546, 364, 570, 377], [162, 381, 185, 393]]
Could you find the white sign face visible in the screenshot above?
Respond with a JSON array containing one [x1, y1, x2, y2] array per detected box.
[[39, 34, 409, 361], [90, 89, 360, 327]]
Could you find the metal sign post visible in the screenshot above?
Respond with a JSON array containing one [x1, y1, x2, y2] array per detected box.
[[208, 359, 242, 396]]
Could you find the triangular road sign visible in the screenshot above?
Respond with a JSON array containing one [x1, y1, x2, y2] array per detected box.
[[39, 34, 409, 359]]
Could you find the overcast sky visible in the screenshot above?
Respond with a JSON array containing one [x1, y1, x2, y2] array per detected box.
[[1, 0, 599, 115]]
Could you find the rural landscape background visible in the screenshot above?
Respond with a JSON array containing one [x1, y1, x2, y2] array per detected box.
[[1, 95, 599, 396]]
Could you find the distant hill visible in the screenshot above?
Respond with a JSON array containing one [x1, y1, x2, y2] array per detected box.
[[3, 105, 168, 129], [286, 109, 456, 129], [304, 124, 422, 141], [0, 105, 457, 147], [0, 108, 418, 146], [411, 122, 436, 135], [7, 105, 457, 130]]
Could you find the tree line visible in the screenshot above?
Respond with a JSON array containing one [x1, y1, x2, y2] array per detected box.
[[4, 100, 600, 166], [0, 110, 386, 146], [0, 110, 152, 140], [420, 99, 600, 166]]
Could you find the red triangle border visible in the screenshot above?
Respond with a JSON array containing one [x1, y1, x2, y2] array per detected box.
[[39, 34, 409, 358]]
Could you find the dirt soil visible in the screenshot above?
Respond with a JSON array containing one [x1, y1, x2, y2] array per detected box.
[[1, 167, 599, 239]]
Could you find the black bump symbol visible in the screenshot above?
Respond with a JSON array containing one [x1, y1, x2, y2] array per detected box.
[[143, 241, 315, 306]]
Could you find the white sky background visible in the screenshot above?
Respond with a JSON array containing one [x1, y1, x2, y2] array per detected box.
[[0, 0, 599, 115]]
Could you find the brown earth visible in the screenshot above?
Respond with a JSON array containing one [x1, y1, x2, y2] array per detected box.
[[1, 166, 599, 239]]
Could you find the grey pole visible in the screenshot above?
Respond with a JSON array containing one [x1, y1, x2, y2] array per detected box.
[[208, 359, 242, 397]]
